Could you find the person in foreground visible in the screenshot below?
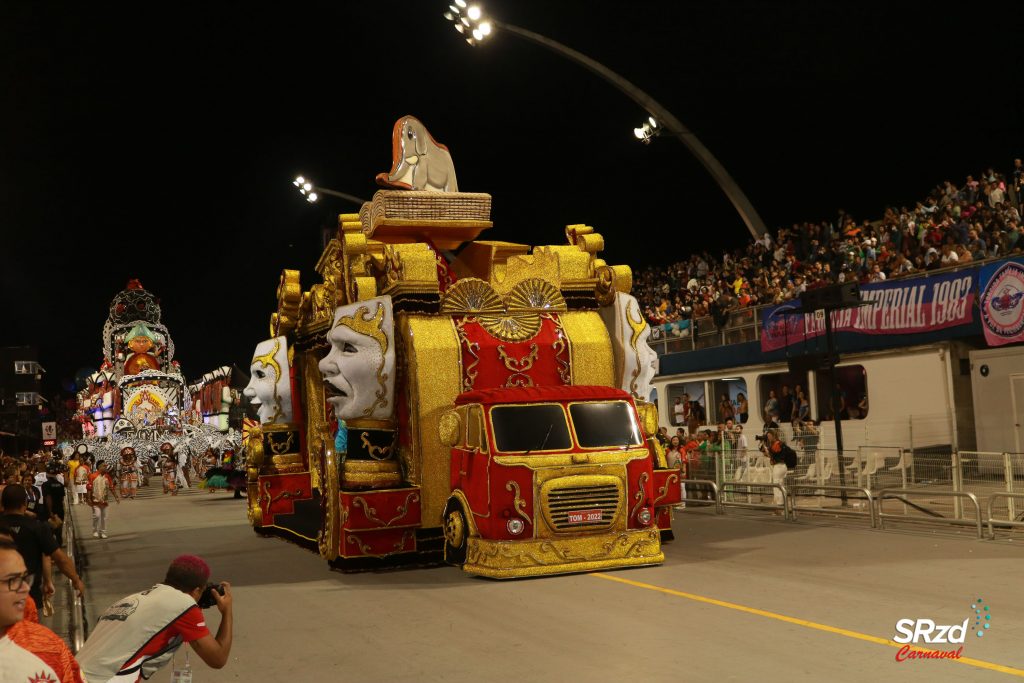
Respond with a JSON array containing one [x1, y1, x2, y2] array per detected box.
[[76, 554, 233, 683], [0, 539, 85, 682]]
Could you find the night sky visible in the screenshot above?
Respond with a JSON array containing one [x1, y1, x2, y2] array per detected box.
[[2, 1, 1020, 391]]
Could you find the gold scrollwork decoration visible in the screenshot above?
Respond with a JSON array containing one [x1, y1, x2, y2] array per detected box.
[[454, 317, 481, 392], [498, 344, 538, 388], [630, 471, 649, 521], [505, 481, 532, 526], [259, 481, 272, 516], [352, 491, 421, 528], [271, 488, 304, 504], [394, 530, 415, 552], [346, 534, 373, 555], [346, 530, 416, 558], [653, 474, 680, 507], [359, 432, 393, 461], [625, 299, 647, 396], [596, 530, 659, 560], [268, 431, 295, 455], [545, 314, 573, 385]]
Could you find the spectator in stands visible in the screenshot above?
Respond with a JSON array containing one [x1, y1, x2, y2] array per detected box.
[[634, 164, 1023, 331], [764, 390, 779, 422], [665, 436, 683, 470], [1012, 159, 1024, 211], [778, 386, 793, 424], [736, 393, 749, 423], [672, 396, 686, 426], [718, 394, 735, 423]]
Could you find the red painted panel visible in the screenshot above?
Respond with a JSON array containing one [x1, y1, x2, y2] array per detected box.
[[341, 487, 422, 530], [257, 472, 313, 526], [339, 527, 417, 558], [455, 316, 572, 392], [652, 467, 683, 507], [625, 457, 655, 530], [483, 465, 534, 540]]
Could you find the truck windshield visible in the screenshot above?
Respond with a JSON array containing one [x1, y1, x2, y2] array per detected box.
[[569, 401, 643, 449], [490, 404, 572, 453]]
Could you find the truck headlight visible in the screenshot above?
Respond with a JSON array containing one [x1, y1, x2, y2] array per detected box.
[[637, 508, 653, 526], [507, 518, 525, 535]]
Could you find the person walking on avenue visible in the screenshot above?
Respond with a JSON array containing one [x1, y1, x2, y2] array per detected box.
[[174, 448, 191, 491], [66, 453, 81, 505], [760, 430, 797, 512], [77, 554, 234, 683], [119, 447, 140, 500], [0, 485, 86, 612], [0, 540, 85, 683], [74, 455, 91, 506], [88, 461, 120, 538]]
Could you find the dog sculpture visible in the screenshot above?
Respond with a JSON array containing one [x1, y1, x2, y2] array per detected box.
[[375, 115, 459, 192]]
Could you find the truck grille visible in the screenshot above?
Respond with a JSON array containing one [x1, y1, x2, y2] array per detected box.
[[544, 481, 621, 532]]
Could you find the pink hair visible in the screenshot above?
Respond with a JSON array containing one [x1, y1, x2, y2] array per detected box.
[[169, 554, 210, 581]]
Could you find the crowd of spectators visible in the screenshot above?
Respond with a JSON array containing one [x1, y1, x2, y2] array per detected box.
[[637, 161, 1024, 327]]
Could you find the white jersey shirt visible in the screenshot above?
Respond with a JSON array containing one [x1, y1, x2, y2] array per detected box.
[[0, 632, 61, 683]]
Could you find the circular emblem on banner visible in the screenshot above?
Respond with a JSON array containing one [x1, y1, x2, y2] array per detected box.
[[980, 262, 1024, 339]]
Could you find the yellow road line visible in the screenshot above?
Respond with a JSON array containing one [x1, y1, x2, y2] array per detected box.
[[592, 573, 1024, 678]]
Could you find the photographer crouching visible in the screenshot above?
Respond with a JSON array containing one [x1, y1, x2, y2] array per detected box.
[[77, 555, 233, 682], [757, 430, 797, 512]]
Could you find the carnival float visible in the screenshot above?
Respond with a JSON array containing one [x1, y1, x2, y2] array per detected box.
[[244, 115, 681, 577], [68, 280, 243, 473]]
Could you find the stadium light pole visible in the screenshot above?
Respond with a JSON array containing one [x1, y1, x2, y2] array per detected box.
[[442, 3, 768, 240], [292, 176, 367, 207]]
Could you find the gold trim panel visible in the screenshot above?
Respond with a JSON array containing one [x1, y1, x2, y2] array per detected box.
[[464, 529, 663, 579]]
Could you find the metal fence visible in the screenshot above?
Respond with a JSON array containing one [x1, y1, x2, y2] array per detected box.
[[675, 448, 1024, 539]]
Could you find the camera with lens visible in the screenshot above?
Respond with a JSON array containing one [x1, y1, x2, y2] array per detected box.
[[197, 582, 225, 609], [754, 434, 766, 442]]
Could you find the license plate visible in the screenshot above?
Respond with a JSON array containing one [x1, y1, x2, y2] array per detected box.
[[567, 509, 603, 523]]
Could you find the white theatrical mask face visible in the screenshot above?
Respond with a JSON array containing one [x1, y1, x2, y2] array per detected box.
[[634, 310, 659, 399], [243, 336, 292, 425], [601, 292, 659, 400], [318, 296, 396, 422]]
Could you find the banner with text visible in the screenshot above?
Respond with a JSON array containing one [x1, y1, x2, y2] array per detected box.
[[979, 257, 1024, 347], [761, 270, 976, 352]]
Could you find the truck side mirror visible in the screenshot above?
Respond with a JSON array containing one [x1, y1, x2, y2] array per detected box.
[[439, 410, 462, 448], [635, 400, 659, 437]]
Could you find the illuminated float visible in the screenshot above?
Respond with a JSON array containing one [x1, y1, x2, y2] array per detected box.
[[71, 280, 242, 467], [245, 116, 680, 577]]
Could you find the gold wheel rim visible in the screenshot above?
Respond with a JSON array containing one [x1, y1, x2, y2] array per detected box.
[[444, 510, 465, 549]]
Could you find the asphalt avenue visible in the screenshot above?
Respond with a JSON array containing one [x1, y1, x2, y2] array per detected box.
[[69, 486, 1024, 682]]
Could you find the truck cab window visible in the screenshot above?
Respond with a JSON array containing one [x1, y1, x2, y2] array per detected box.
[[490, 404, 572, 453], [569, 401, 642, 449]]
